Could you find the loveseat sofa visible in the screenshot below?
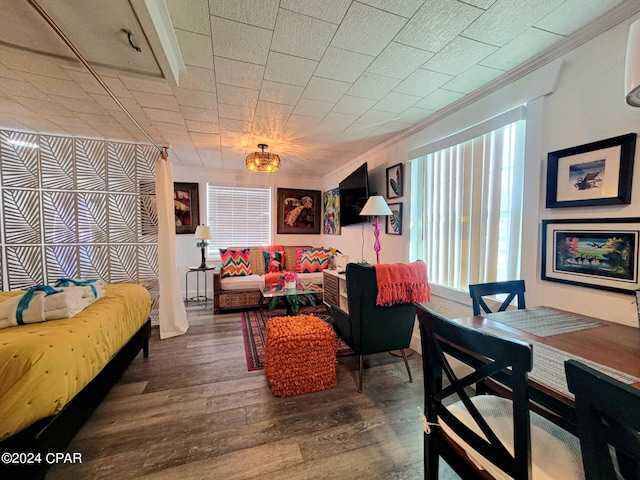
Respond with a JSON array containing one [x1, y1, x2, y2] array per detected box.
[[213, 245, 327, 314]]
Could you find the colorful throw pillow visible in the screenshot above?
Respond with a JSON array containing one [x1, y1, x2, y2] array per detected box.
[[219, 248, 252, 278], [262, 245, 284, 271], [263, 251, 284, 273], [297, 248, 330, 273], [295, 246, 313, 272]]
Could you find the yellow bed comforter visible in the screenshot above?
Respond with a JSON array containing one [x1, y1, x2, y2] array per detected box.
[[0, 283, 151, 440]]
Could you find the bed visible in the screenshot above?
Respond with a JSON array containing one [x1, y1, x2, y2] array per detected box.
[[0, 283, 152, 479]]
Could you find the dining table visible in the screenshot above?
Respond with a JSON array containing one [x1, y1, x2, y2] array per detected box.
[[451, 306, 640, 432]]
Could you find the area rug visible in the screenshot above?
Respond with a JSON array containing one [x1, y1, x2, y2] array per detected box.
[[241, 304, 353, 371]]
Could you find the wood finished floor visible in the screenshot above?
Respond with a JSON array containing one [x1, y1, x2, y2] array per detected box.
[[47, 305, 460, 480]]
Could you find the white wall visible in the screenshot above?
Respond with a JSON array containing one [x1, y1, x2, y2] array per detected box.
[[177, 15, 640, 332], [539, 16, 640, 326], [173, 165, 325, 299], [322, 14, 640, 346]]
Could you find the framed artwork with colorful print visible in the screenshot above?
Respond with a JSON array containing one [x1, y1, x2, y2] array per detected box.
[[277, 188, 321, 234], [323, 188, 340, 235], [541, 217, 640, 294], [174, 182, 199, 234]]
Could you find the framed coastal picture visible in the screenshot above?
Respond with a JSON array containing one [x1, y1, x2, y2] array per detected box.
[[386, 163, 403, 199], [541, 218, 640, 294], [323, 188, 340, 235], [546, 133, 636, 208], [386, 202, 402, 235], [174, 182, 199, 234], [277, 188, 321, 234]]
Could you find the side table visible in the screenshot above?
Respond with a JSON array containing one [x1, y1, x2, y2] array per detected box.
[[185, 266, 216, 309]]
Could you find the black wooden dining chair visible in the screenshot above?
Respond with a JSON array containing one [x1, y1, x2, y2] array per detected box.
[[469, 280, 526, 315], [565, 359, 640, 480], [415, 304, 583, 480]]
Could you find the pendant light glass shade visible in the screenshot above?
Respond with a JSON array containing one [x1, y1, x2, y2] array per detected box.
[[246, 144, 281, 172]]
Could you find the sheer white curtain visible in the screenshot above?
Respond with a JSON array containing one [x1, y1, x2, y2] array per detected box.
[[155, 156, 189, 339]]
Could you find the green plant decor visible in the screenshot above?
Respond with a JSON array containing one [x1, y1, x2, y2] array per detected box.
[[268, 293, 317, 314]]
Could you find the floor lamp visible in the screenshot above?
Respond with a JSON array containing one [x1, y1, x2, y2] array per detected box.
[[359, 196, 392, 264]]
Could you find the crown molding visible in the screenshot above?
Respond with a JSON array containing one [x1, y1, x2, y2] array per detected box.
[[354, 0, 640, 164]]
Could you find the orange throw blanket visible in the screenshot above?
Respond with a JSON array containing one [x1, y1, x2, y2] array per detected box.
[[373, 261, 431, 306]]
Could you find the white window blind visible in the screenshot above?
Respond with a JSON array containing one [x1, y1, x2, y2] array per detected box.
[[410, 118, 525, 291], [206, 185, 272, 257]]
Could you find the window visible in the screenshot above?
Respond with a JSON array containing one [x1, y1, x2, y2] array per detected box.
[[410, 109, 525, 291], [206, 185, 272, 258]]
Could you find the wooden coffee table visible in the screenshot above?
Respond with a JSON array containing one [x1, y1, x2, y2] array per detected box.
[[261, 282, 324, 315]]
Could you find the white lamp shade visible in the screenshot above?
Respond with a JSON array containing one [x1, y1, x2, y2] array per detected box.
[[626, 18, 640, 106], [194, 225, 211, 240], [360, 195, 392, 216]]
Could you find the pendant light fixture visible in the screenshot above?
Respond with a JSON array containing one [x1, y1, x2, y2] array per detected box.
[[245, 144, 281, 173]]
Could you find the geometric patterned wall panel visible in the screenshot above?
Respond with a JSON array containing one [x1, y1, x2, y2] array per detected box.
[[149, 297, 159, 324], [140, 277, 159, 325], [108, 194, 138, 243], [40, 135, 74, 190], [77, 192, 108, 244], [45, 245, 79, 280], [0, 131, 40, 189], [6, 245, 44, 289], [76, 138, 106, 191], [139, 194, 158, 243], [107, 142, 136, 192], [2, 189, 41, 244], [0, 128, 161, 325], [138, 245, 159, 278], [137, 145, 157, 187], [43, 191, 77, 243], [109, 244, 138, 283], [79, 244, 110, 281]]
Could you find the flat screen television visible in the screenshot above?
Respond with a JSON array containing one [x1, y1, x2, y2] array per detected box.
[[339, 163, 369, 226]]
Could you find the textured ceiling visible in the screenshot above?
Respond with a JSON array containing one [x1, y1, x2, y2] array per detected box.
[[0, 0, 637, 176]]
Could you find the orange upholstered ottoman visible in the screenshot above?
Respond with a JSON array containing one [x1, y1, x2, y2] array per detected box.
[[264, 314, 337, 397]]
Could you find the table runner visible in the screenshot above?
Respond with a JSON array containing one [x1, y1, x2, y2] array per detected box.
[[483, 307, 603, 337], [480, 325, 640, 396]]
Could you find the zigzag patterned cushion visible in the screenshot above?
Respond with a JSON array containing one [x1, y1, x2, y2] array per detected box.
[[297, 248, 330, 273], [220, 248, 252, 278]]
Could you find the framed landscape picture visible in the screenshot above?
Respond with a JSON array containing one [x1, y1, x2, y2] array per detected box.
[[546, 133, 636, 208], [277, 188, 321, 234], [386, 202, 402, 235], [174, 182, 199, 234], [541, 218, 640, 294]]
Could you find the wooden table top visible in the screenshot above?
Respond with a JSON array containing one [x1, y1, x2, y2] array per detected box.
[[452, 306, 640, 408]]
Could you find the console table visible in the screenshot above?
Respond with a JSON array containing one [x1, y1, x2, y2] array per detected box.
[[322, 269, 348, 312], [185, 266, 216, 309]]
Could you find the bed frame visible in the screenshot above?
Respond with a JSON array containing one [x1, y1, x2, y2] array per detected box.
[[0, 318, 151, 479]]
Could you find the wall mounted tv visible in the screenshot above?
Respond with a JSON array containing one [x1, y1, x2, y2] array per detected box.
[[339, 163, 369, 226]]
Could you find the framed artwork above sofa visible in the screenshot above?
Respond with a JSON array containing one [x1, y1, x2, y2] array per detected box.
[[277, 188, 321, 234]]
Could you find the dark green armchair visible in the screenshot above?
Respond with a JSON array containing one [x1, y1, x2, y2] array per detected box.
[[330, 263, 415, 392]]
